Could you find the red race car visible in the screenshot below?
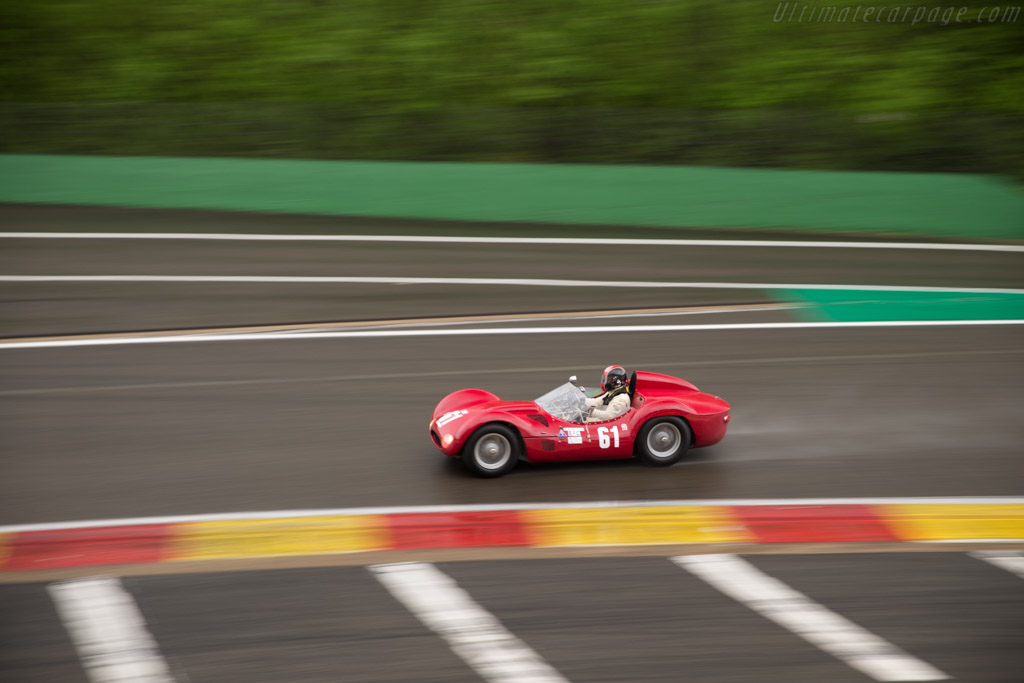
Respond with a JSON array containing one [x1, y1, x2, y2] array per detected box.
[[429, 371, 730, 477]]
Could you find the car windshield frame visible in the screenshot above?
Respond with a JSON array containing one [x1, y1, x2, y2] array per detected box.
[[534, 382, 589, 423]]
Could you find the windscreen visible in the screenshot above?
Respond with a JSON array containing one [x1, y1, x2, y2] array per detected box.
[[534, 382, 588, 423]]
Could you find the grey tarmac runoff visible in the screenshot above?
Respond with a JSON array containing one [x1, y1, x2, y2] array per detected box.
[[0, 205, 1022, 522], [2, 205, 1022, 337]]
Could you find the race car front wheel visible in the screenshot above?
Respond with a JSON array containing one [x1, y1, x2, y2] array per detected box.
[[463, 424, 520, 478], [636, 417, 691, 467]]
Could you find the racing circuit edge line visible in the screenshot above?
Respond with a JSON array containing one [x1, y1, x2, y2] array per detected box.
[[3, 232, 1023, 252], [0, 303, 789, 344], [2, 502, 1022, 571], [3, 497, 1024, 533]]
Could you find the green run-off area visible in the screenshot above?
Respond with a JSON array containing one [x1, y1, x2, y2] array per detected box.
[[783, 289, 1024, 322]]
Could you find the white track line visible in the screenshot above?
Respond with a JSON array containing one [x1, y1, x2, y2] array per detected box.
[[371, 562, 570, 683], [4, 274, 1024, 294], [3, 232, 1022, 253], [47, 577, 174, 683], [970, 551, 1024, 579], [672, 554, 949, 681], [278, 304, 793, 332], [2, 320, 1023, 350], [3, 497, 1022, 534]]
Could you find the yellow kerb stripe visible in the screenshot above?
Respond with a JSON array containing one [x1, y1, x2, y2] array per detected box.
[[170, 515, 388, 560], [522, 506, 751, 546], [879, 504, 1024, 541]]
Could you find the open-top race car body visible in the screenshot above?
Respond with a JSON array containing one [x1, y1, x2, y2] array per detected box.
[[429, 371, 730, 477]]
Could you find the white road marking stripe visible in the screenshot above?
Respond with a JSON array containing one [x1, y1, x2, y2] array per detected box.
[[1, 320, 1022, 350], [3, 497, 1022, 534], [277, 304, 794, 332], [672, 554, 949, 681], [4, 274, 1023, 294], [371, 562, 570, 683], [3, 347, 1017, 398], [970, 551, 1024, 579], [3, 231, 1022, 253], [47, 577, 174, 683]]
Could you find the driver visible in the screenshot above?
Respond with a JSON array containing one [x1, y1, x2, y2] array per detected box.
[[585, 365, 631, 422]]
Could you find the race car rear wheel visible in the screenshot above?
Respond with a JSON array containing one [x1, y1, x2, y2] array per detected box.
[[636, 417, 691, 467], [464, 424, 520, 478]]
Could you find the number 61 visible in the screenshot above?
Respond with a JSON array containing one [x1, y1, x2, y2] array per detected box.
[[597, 426, 620, 449]]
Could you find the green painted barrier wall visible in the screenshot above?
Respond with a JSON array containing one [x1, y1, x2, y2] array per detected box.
[[1, 154, 1021, 240]]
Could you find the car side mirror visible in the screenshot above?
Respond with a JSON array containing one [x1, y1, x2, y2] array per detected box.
[[569, 375, 578, 385]]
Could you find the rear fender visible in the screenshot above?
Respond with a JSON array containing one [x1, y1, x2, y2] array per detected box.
[[636, 397, 698, 419], [635, 396, 729, 449], [634, 399, 697, 444]]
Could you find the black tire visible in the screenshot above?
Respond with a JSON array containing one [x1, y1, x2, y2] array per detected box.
[[463, 424, 521, 478], [636, 417, 691, 467]]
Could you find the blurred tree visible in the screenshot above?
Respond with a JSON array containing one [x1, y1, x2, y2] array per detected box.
[[0, 0, 1021, 174]]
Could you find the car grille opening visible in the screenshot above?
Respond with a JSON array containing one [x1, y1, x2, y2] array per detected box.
[[430, 430, 442, 447]]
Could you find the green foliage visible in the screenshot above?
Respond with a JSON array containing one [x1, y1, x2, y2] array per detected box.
[[1, 0, 1021, 175]]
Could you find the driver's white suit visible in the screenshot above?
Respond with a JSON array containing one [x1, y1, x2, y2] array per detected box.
[[585, 390, 630, 422]]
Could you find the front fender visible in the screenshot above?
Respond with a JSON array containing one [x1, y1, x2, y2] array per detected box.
[[435, 410, 538, 457], [456, 410, 537, 449], [432, 389, 500, 421]]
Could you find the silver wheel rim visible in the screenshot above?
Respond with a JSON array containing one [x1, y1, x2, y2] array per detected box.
[[647, 423, 681, 458], [474, 433, 512, 470]]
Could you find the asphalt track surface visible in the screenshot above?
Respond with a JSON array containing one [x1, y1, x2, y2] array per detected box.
[[2, 205, 1024, 683], [5, 553, 1024, 682], [2, 205, 1023, 525], [3, 206, 1023, 337], [1, 324, 1022, 525]]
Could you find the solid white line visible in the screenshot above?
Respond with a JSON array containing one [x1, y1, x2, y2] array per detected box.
[[3, 232, 1022, 253], [371, 562, 570, 683], [196, 305, 790, 337], [288, 304, 793, 332], [47, 577, 174, 683], [4, 274, 1024, 294], [2, 320, 1023, 350], [3, 497, 1022, 534], [672, 554, 949, 681], [970, 551, 1024, 579]]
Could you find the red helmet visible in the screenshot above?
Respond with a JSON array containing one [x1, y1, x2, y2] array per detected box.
[[601, 365, 627, 393]]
